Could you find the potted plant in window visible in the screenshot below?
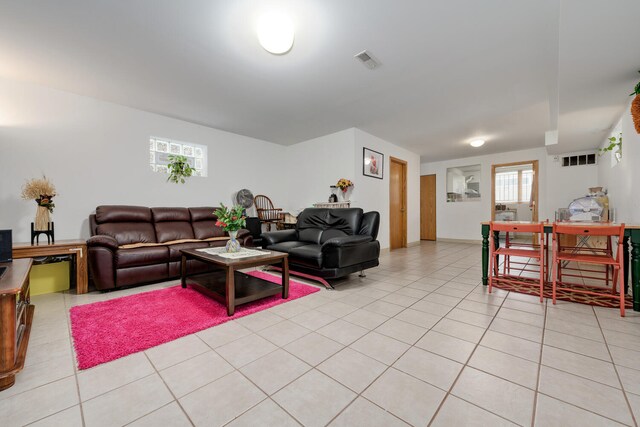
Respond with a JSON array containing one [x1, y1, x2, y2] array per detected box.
[[167, 155, 194, 184]]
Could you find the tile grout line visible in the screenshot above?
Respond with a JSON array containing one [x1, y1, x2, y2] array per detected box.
[[426, 283, 514, 427], [530, 295, 549, 427], [594, 305, 639, 427], [322, 269, 483, 426]]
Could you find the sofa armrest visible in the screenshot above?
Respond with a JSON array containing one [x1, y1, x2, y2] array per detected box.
[[235, 229, 253, 246], [87, 235, 119, 251], [261, 229, 298, 246], [322, 235, 372, 249], [87, 235, 118, 290]]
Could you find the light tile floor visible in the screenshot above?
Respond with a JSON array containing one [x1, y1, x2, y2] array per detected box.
[[2, 241, 640, 426]]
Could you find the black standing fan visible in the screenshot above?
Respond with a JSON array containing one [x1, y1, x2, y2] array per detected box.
[[235, 189, 254, 216]]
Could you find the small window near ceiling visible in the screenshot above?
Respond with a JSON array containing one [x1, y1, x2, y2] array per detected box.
[[149, 137, 208, 177]]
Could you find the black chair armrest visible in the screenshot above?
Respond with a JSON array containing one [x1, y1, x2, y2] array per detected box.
[[87, 235, 119, 251], [322, 235, 373, 249], [261, 229, 298, 246]]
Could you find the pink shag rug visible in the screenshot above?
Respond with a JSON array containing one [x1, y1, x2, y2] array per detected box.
[[70, 271, 320, 369]]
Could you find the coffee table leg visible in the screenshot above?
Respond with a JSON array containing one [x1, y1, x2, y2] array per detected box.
[[226, 267, 235, 316], [181, 255, 187, 288], [282, 258, 289, 299]]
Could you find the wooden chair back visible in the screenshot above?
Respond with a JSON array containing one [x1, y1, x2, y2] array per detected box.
[[254, 195, 283, 222]]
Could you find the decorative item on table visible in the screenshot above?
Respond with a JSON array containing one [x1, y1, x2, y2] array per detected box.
[[336, 178, 354, 201], [166, 154, 194, 184], [214, 204, 246, 253], [630, 71, 640, 134], [328, 186, 338, 203], [21, 175, 56, 244]]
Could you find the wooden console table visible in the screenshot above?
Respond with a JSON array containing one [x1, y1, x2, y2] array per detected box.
[[0, 258, 34, 390], [13, 240, 88, 294]]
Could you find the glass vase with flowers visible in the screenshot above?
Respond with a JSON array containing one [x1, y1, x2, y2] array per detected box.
[[336, 178, 354, 201], [214, 204, 246, 253]]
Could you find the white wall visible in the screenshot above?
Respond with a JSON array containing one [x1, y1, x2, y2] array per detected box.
[[421, 147, 549, 241], [545, 151, 599, 218], [0, 79, 422, 250], [284, 129, 355, 214], [0, 78, 288, 242], [283, 127, 421, 250], [353, 129, 421, 249], [598, 98, 640, 223]]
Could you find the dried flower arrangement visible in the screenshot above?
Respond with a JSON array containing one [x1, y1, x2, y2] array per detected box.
[[21, 176, 56, 212], [21, 175, 56, 230]]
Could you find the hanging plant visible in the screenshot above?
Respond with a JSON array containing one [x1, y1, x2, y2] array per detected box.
[[631, 71, 640, 134], [598, 133, 622, 161], [167, 155, 194, 184]]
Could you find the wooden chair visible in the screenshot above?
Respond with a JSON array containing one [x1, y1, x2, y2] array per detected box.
[[254, 195, 284, 230], [489, 221, 546, 302], [552, 222, 626, 316]]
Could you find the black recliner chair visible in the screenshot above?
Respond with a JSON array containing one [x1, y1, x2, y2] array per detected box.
[[261, 208, 380, 288]]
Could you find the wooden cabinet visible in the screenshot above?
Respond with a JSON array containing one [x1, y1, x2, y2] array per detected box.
[[0, 258, 34, 390]]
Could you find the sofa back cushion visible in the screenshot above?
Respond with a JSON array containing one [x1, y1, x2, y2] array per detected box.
[[296, 208, 363, 244], [189, 207, 226, 239], [94, 205, 157, 245], [151, 208, 195, 243]]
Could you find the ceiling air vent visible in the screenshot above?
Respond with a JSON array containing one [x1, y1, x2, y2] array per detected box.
[[354, 50, 380, 70], [561, 153, 597, 167]]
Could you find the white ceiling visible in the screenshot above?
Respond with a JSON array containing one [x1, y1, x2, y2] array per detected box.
[[0, 0, 639, 161]]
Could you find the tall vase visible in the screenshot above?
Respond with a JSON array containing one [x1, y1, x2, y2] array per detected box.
[[225, 230, 242, 253], [35, 205, 50, 231]]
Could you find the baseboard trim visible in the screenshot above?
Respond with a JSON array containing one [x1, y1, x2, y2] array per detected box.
[[436, 238, 482, 245]]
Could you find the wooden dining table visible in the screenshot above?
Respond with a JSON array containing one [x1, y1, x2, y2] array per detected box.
[[481, 221, 640, 311]]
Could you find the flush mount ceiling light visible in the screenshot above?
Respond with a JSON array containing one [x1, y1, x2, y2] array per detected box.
[[470, 139, 486, 148], [257, 12, 294, 55]]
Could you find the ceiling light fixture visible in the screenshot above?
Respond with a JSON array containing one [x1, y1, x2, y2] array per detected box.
[[470, 139, 485, 148], [257, 12, 294, 55]]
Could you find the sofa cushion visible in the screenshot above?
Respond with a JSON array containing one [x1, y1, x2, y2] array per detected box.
[[96, 223, 157, 245], [116, 246, 169, 268], [152, 207, 191, 222], [168, 241, 210, 262], [298, 228, 322, 244], [151, 208, 195, 243], [288, 244, 323, 268], [267, 241, 311, 253], [296, 208, 361, 235], [320, 228, 350, 244], [189, 207, 226, 239], [154, 222, 195, 243], [96, 205, 152, 223]]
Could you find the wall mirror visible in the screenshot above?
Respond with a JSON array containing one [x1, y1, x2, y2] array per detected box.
[[446, 164, 481, 202]]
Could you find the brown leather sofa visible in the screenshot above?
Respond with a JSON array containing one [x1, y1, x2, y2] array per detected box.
[[87, 205, 252, 291]]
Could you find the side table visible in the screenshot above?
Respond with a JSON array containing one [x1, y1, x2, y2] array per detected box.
[[0, 258, 34, 390], [13, 240, 88, 294]]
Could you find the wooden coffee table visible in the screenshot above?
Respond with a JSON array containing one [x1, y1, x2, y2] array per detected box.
[[180, 248, 289, 316]]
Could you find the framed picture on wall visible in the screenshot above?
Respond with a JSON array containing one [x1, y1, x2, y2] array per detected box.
[[363, 147, 384, 179]]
